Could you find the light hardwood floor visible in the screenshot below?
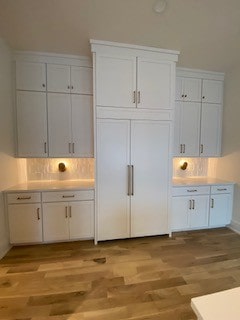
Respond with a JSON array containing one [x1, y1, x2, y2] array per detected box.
[[1, 228, 240, 319]]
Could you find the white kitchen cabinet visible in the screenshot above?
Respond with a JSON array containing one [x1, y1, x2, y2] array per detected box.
[[16, 61, 46, 91], [202, 79, 223, 104], [16, 91, 48, 157], [42, 190, 94, 242], [97, 119, 170, 241], [200, 104, 222, 157], [7, 192, 42, 244], [92, 40, 177, 110], [174, 68, 224, 157], [172, 186, 210, 231], [47, 64, 93, 94], [174, 101, 201, 156], [209, 185, 233, 227], [48, 93, 93, 157], [176, 77, 202, 102]]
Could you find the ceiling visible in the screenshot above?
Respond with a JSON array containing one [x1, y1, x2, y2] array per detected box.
[[0, 0, 240, 72]]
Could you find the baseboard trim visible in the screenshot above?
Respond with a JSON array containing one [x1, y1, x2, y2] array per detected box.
[[229, 220, 240, 235], [0, 243, 11, 260]]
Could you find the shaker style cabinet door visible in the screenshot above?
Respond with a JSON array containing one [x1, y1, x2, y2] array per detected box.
[[200, 104, 222, 157], [137, 59, 173, 109], [176, 77, 202, 102], [95, 55, 136, 108], [47, 64, 71, 93], [48, 93, 72, 157], [202, 79, 223, 104], [71, 66, 93, 95], [16, 61, 46, 92], [16, 91, 48, 157], [71, 95, 94, 157], [209, 194, 232, 227], [8, 204, 42, 244], [130, 121, 170, 236], [96, 119, 131, 241]]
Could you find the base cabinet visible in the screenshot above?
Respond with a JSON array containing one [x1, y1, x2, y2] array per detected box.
[[172, 184, 234, 232], [7, 192, 42, 244]]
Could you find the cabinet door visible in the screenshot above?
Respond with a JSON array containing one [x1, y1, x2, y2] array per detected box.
[[200, 104, 222, 157], [189, 195, 209, 228], [71, 66, 93, 94], [96, 55, 136, 108], [131, 120, 170, 236], [48, 93, 72, 157], [42, 202, 69, 241], [71, 95, 94, 157], [175, 77, 201, 102], [16, 61, 46, 91], [96, 119, 131, 241], [8, 204, 42, 243], [174, 101, 201, 156], [47, 64, 71, 93], [209, 194, 231, 227], [171, 196, 189, 231], [202, 80, 223, 104], [69, 201, 94, 239], [16, 91, 48, 157], [138, 59, 173, 109]]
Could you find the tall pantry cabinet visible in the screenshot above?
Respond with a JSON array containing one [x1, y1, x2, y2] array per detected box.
[[91, 40, 179, 242]]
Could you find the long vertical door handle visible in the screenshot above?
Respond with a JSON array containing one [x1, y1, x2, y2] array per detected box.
[[131, 165, 134, 196], [69, 206, 72, 218], [133, 91, 136, 104], [189, 200, 192, 210], [72, 143, 75, 154], [180, 144, 182, 154], [200, 144, 203, 154], [69, 143, 72, 154], [65, 206, 68, 218], [192, 199, 195, 210], [127, 165, 131, 196], [137, 91, 140, 104], [37, 208, 40, 220], [183, 144, 186, 154], [44, 142, 47, 154], [211, 198, 214, 208]]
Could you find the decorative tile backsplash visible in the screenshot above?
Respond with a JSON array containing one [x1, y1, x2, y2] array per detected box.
[[173, 158, 217, 178], [26, 158, 94, 181]]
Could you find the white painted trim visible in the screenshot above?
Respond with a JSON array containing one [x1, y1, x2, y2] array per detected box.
[[177, 67, 224, 81], [13, 51, 92, 67]]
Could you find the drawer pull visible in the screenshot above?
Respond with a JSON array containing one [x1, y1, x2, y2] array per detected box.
[[187, 190, 197, 193], [62, 195, 75, 198], [217, 188, 227, 191], [17, 196, 31, 200]]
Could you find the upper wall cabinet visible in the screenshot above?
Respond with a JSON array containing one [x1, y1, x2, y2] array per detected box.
[[16, 61, 46, 91], [47, 64, 93, 94], [174, 68, 224, 157], [91, 40, 179, 112], [14, 53, 93, 158]]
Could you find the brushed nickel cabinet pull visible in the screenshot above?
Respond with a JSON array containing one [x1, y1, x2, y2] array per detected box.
[[211, 198, 214, 208], [65, 206, 68, 218], [127, 165, 131, 196], [17, 196, 31, 200], [192, 199, 195, 210], [131, 165, 134, 196], [44, 142, 47, 154], [189, 200, 192, 210], [200, 144, 203, 154], [69, 206, 72, 218], [133, 91, 136, 104], [180, 144, 182, 154], [69, 142, 72, 154], [137, 91, 140, 104], [217, 188, 227, 191], [187, 189, 197, 193], [183, 144, 186, 153], [72, 143, 75, 154], [37, 208, 40, 220], [62, 195, 75, 198]]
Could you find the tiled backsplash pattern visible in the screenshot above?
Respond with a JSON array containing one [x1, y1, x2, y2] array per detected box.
[[173, 158, 217, 178], [26, 158, 94, 181]]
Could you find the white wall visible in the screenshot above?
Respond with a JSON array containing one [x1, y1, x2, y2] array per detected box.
[[0, 38, 25, 258], [214, 65, 240, 232]]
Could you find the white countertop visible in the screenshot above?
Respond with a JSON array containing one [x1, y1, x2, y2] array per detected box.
[[4, 179, 95, 192], [173, 177, 235, 187], [191, 287, 240, 320]]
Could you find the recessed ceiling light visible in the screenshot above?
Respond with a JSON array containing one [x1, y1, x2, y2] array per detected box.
[[153, 0, 167, 14]]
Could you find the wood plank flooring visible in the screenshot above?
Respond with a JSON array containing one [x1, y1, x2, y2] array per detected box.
[[1, 228, 240, 319]]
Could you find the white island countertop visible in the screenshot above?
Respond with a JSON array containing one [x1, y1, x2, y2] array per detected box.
[[191, 287, 240, 320], [4, 179, 95, 192], [173, 177, 235, 187]]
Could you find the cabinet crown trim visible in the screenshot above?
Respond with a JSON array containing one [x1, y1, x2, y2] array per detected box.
[[177, 67, 224, 81]]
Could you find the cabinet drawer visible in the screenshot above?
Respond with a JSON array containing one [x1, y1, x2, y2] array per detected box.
[[172, 186, 210, 196], [7, 192, 41, 204], [42, 190, 94, 202], [211, 185, 233, 194]]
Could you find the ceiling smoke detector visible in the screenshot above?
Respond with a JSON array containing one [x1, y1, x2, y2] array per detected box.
[[153, 0, 167, 13]]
